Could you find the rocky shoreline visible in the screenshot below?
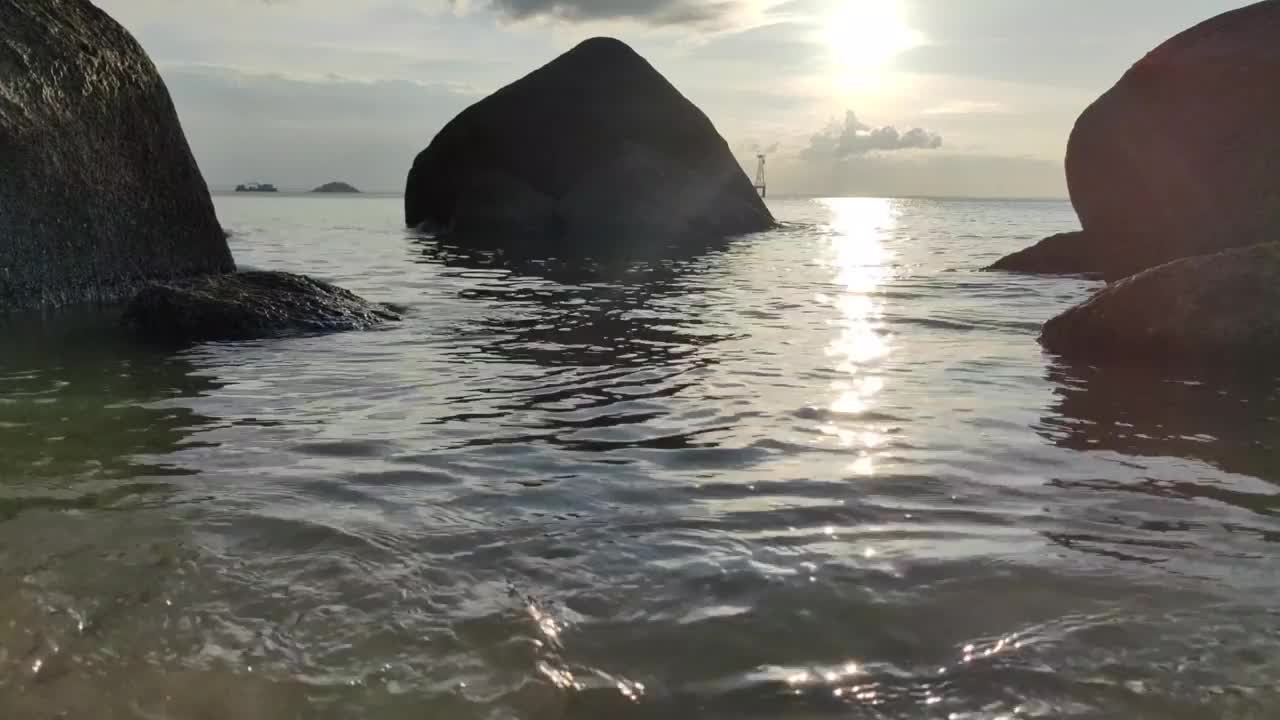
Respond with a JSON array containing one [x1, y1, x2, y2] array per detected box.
[[0, 4, 773, 341], [0, 0, 396, 341], [989, 0, 1280, 368]]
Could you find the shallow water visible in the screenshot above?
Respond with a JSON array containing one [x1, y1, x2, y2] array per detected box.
[[3, 195, 1279, 719]]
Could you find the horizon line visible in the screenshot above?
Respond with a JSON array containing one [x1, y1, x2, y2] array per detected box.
[[209, 189, 1071, 203]]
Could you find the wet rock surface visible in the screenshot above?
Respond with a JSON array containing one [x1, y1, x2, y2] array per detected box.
[[0, 0, 233, 310], [1041, 244, 1280, 366], [123, 271, 400, 341]]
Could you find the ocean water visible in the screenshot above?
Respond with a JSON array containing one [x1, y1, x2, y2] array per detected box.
[[2, 194, 1279, 719]]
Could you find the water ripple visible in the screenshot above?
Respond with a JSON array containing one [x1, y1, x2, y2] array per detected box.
[[2, 196, 1278, 717]]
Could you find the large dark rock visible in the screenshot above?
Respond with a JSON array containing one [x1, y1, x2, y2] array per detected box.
[[1040, 244, 1280, 366], [0, 0, 234, 310], [992, 1, 1280, 280], [404, 37, 774, 251], [986, 231, 1104, 277], [1068, 0, 1280, 275], [123, 271, 400, 341]]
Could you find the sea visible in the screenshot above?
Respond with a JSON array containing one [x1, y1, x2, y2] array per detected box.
[[2, 193, 1278, 719]]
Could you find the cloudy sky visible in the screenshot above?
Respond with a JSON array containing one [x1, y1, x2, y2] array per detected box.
[[97, 0, 1251, 197]]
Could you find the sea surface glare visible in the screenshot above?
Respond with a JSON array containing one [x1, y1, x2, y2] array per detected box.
[[2, 194, 1278, 719]]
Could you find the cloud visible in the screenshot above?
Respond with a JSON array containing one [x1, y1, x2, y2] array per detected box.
[[463, 0, 746, 26], [686, 20, 824, 71], [757, 110, 1067, 199], [897, 0, 1244, 90], [772, 152, 1065, 199], [922, 100, 1007, 116], [802, 111, 942, 160], [160, 65, 477, 193]]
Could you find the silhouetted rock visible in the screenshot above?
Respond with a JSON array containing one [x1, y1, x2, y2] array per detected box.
[[312, 181, 360, 194], [993, 1, 1280, 280], [986, 231, 1103, 277], [404, 37, 774, 252], [1041, 244, 1280, 366], [123, 272, 400, 341], [0, 0, 233, 310]]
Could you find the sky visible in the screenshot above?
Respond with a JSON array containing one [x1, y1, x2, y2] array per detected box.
[[96, 0, 1253, 198]]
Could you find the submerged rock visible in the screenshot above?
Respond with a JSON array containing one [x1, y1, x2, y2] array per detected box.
[[404, 37, 774, 251], [312, 181, 361, 193], [0, 0, 234, 310], [986, 231, 1104, 278], [994, 1, 1280, 280], [123, 271, 400, 341], [1040, 244, 1280, 366]]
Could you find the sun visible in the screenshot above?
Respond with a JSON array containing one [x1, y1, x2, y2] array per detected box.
[[823, 0, 922, 75]]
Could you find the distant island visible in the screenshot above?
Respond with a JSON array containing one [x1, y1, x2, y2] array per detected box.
[[235, 182, 277, 193], [312, 181, 360, 194]]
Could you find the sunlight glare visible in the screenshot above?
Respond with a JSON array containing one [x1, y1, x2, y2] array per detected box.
[[824, 0, 922, 74], [815, 197, 896, 475]]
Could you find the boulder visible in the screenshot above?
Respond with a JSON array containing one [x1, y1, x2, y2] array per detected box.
[[123, 271, 400, 341], [404, 37, 774, 251], [992, 1, 1280, 280], [1040, 244, 1280, 366], [312, 181, 361, 193], [445, 171, 557, 244], [986, 231, 1104, 277], [0, 0, 234, 310], [555, 143, 770, 253]]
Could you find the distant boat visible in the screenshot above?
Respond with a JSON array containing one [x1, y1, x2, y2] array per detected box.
[[235, 182, 278, 193]]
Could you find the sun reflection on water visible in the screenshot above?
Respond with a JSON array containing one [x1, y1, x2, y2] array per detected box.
[[816, 197, 896, 473], [765, 630, 1034, 714]]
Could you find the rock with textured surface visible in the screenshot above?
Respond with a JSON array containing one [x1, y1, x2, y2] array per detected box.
[[0, 0, 234, 310], [993, 1, 1280, 280], [404, 37, 774, 251], [1040, 244, 1280, 366], [123, 271, 400, 341]]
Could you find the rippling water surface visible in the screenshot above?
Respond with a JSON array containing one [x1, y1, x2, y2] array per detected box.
[[3, 195, 1279, 719]]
